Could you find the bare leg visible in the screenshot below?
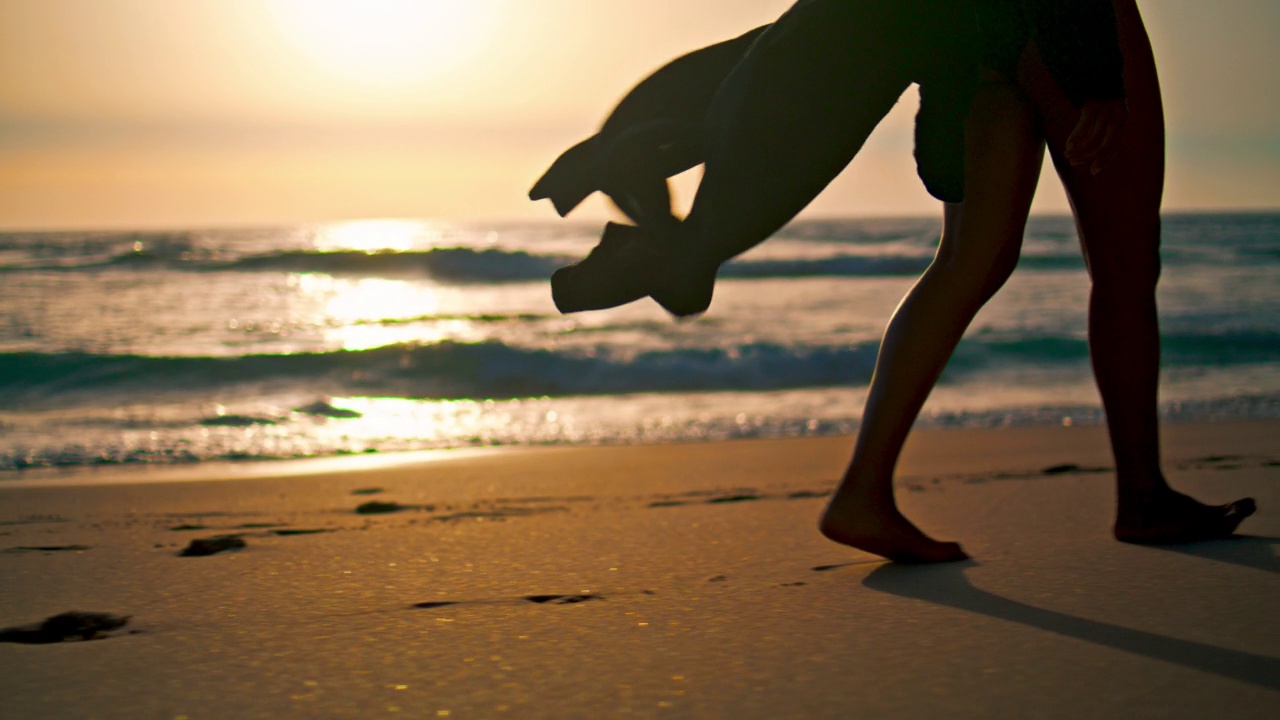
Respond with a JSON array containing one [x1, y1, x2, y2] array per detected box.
[[1018, 0, 1254, 543], [820, 77, 1045, 563]]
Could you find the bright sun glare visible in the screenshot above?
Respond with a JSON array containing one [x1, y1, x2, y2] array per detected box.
[[267, 0, 496, 87]]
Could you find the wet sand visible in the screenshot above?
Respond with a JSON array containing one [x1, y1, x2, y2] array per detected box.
[[1, 421, 1277, 718]]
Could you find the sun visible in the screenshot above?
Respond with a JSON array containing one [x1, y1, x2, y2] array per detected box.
[[267, 0, 496, 87]]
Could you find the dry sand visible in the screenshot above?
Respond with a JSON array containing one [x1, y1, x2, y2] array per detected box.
[[1, 421, 1277, 719]]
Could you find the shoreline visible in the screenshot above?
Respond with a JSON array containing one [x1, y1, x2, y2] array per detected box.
[[2, 420, 1277, 718], [4, 417, 1276, 491]]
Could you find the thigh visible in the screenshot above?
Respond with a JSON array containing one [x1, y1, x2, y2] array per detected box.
[[1017, 0, 1164, 277], [935, 74, 1044, 278]]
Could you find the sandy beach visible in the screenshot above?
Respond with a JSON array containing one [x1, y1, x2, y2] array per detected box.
[[1, 420, 1277, 718], [4, 0, 1278, 717]]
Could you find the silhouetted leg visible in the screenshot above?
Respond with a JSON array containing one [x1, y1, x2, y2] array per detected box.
[[1018, 0, 1254, 543], [820, 76, 1045, 563]]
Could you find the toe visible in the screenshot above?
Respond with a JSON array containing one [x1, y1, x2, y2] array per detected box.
[[1226, 498, 1256, 521]]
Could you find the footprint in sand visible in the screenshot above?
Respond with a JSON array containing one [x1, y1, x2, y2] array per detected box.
[[0, 612, 130, 644], [1041, 463, 1110, 475], [651, 489, 831, 507], [524, 594, 603, 605], [705, 494, 761, 504], [355, 500, 416, 515], [178, 535, 246, 557], [411, 593, 605, 610], [787, 489, 831, 499], [4, 545, 90, 554]]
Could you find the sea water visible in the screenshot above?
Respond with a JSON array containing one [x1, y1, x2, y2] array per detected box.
[[1, 213, 1276, 472]]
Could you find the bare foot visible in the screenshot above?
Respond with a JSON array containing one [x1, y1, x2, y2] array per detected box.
[[1114, 488, 1256, 545], [819, 499, 969, 564]]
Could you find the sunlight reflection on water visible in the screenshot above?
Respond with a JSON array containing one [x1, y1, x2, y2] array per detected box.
[[310, 219, 443, 254], [289, 274, 470, 351]]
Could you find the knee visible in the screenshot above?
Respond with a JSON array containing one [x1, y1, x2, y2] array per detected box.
[[967, 256, 1019, 306], [1083, 218, 1163, 293], [925, 246, 1019, 304], [980, 247, 1021, 300], [1092, 248, 1160, 291], [1094, 262, 1161, 308], [1076, 197, 1159, 266]]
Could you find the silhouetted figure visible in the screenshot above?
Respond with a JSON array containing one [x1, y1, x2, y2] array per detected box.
[[819, 0, 1253, 562], [536, 0, 1256, 562]]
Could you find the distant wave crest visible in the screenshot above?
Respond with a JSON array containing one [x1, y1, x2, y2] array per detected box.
[[5, 240, 1271, 281], [0, 341, 880, 404], [4, 329, 1276, 407]]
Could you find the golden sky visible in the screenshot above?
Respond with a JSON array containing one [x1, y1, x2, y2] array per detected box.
[[1, 0, 1277, 230]]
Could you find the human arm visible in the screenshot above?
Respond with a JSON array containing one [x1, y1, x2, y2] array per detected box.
[[1065, 97, 1128, 174]]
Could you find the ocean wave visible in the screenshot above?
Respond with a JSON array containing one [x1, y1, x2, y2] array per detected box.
[[949, 329, 1280, 369], [222, 248, 970, 281], [0, 245, 938, 281], [3, 329, 1276, 407], [217, 248, 569, 281], [720, 255, 932, 278], [0, 218, 1088, 281], [0, 247, 574, 283], [0, 245, 1091, 281], [1, 241, 1271, 283], [2, 214, 1276, 282], [0, 341, 881, 405], [726, 251, 1096, 276]]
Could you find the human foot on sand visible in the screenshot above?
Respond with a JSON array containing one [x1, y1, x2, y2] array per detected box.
[[819, 500, 969, 564], [1114, 488, 1256, 545]]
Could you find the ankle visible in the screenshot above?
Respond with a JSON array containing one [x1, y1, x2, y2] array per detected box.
[[829, 480, 896, 513], [1116, 473, 1173, 508]]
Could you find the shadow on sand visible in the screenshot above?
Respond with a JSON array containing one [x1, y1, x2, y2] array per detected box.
[[862, 560, 1280, 691], [1144, 535, 1280, 575]]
